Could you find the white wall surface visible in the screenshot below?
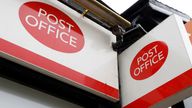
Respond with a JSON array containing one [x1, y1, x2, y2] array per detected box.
[[0, 77, 82, 108]]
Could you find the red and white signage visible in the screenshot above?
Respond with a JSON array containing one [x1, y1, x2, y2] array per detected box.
[[0, 0, 119, 102], [130, 41, 168, 80], [119, 15, 192, 108], [19, 2, 84, 53]]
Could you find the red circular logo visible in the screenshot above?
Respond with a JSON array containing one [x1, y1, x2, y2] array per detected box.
[[130, 41, 168, 80], [19, 2, 84, 53]]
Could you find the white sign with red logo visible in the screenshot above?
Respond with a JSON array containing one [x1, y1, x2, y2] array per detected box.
[[119, 15, 192, 108], [0, 0, 119, 101]]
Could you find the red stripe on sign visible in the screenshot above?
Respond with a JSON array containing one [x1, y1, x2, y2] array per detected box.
[[0, 39, 119, 100], [124, 68, 192, 108]]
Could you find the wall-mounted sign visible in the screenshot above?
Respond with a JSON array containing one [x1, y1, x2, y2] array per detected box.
[[130, 41, 168, 80], [0, 0, 119, 102], [119, 15, 192, 108], [19, 1, 84, 53]]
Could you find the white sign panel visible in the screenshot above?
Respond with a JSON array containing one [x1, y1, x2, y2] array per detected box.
[[0, 0, 119, 101], [119, 15, 192, 108]]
